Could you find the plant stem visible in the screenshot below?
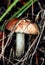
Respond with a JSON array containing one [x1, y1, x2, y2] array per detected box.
[[9, 0, 37, 20], [0, 0, 19, 22]]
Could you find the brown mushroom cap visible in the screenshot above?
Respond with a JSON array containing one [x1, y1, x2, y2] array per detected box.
[[6, 18, 19, 31], [6, 18, 39, 34]]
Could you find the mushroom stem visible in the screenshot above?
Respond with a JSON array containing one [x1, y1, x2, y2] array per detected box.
[[16, 33, 25, 57]]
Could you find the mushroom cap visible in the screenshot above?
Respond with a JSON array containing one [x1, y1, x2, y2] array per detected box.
[[6, 18, 19, 31], [6, 18, 39, 34]]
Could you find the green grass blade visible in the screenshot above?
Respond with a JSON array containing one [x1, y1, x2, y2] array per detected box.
[[0, 0, 19, 22], [9, 0, 37, 20]]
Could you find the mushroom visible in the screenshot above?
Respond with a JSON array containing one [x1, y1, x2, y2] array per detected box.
[[6, 18, 39, 57]]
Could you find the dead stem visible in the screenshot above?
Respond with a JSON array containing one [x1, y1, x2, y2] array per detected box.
[[36, 53, 38, 65], [7, 0, 11, 8], [40, 58, 44, 65], [30, 21, 45, 65], [32, 0, 34, 20], [2, 32, 5, 65], [2, 32, 5, 54], [7, 48, 14, 65], [38, 1, 43, 11], [0, 54, 14, 65]]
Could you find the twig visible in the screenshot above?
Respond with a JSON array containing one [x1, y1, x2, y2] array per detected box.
[[36, 53, 38, 65], [38, 48, 45, 54], [2, 32, 5, 54], [24, 34, 39, 58], [2, 32, 5, 65], [32, 0, 34, 20], [40, 58, 44, 65], [7, 0, 11, 8], [0, 54, 14, 65], [7, 48, 14, 65], [38, 1, 43, 11], [30, 21, 45, 65]]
